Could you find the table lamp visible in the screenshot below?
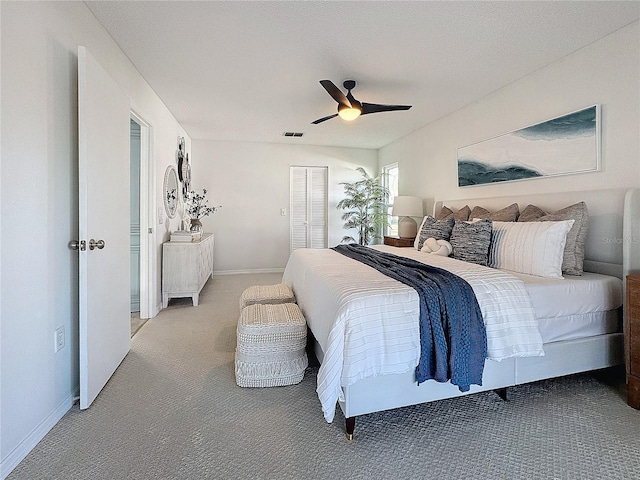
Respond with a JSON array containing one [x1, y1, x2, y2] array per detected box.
[[392, 196, 424, 238]]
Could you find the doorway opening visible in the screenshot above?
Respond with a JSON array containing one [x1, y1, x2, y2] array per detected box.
[[130, 119, 143, 335], [130, 113, 153, 336]]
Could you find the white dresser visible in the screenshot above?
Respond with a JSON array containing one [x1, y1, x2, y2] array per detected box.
[[162, 233, 214, 307]]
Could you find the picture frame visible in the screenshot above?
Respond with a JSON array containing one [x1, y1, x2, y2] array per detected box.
[[182, 153, 191, 199], [457, 105, 600, 187]]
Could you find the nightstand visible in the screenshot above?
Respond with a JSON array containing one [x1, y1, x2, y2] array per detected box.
[[383, 236, 415, 247], [626, 275, 640, 409]]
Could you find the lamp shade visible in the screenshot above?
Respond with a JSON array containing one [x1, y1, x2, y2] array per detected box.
[[392, 196, 423, 218], [392, 196, 424, 238]]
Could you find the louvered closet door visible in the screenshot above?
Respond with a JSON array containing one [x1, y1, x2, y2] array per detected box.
[[290, 166, 328, 251]]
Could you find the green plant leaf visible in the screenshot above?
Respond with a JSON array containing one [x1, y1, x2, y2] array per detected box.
[[336, 168, 390, 245]]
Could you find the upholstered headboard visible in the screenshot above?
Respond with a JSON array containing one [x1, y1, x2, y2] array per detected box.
[[434, 188, 639, 279]]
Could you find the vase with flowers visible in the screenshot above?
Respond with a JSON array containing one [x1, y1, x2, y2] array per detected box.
[[184, 188, 220, 233]]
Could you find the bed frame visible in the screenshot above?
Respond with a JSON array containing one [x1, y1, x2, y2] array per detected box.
[[315, 188, 639, 439]]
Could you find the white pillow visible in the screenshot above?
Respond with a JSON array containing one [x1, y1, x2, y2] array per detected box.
[[414, 216, 428, 249], [488, 220, 575, 279], [420, 238, 453, 256]]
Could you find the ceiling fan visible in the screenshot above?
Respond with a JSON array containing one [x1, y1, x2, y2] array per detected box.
[[312, 79, 412, 124]]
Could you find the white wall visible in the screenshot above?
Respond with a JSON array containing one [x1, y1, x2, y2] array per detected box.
[[2, 3, 636, 476], [379, 21, 640, 214], [191, 141, 378, 272], [0, 2, 189, 476]]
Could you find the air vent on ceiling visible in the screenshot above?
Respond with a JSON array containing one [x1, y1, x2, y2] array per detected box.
[[282, 132, 304, 137]]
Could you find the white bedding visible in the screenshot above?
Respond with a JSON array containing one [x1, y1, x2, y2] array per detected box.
[[282, 245, 544, 422], [507, 270, 623, 343], [508, 270, 623, 318]]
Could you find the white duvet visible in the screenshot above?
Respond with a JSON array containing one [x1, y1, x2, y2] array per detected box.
[[282, 245, 543, 422]]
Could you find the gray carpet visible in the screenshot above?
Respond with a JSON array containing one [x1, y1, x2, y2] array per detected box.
[[9, 273, 640, 480], [130, 312, 147, 337]]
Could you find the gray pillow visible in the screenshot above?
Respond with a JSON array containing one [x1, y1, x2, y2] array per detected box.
[[518, 204, 546, 222], [537, 202, 589, 276], [470, 203, 520, 222], [469, 205, 491, 220], [437, 205, 471, 221], [416, 216, 455, 250], [449, 219, 493, 266]]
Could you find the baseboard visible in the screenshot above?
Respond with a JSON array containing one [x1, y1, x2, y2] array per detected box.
[[1, 391, 77, 479], [213, 268, 285, 276], [151, 302, 162, 318]]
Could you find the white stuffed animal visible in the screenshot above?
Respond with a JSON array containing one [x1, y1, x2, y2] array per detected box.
[[420, 237, 453, 256]]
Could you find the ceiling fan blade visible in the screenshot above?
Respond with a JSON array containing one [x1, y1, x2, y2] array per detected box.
[[319, 80, 351, 108], [311, 113, 339, 124], [361, 103, 412, 115]]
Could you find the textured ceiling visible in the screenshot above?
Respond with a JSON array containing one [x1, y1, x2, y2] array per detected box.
[[86, 1, 639, 150]]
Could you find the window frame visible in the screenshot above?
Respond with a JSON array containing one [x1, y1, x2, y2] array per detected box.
[[382, 163, 399, 237]]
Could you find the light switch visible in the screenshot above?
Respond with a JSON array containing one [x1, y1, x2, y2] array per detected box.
[[158, 206, 164, 224]]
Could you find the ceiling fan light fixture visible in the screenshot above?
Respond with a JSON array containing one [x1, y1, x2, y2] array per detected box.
[[338, 104, 362, 121], [312, 79, 411, 124]]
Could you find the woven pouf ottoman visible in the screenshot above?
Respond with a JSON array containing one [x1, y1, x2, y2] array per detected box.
[[235, 303, 308, 387], [239, 283, 295, 310]]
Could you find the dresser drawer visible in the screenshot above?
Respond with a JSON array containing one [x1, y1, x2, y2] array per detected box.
[[625, 275, 640, 409]]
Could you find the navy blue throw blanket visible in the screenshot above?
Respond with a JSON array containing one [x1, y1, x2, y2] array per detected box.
[[332, 244, 487, 391]]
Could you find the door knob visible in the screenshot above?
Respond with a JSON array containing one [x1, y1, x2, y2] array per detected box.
[[69, 240, 86, 251], [89, 239, 105, 250]]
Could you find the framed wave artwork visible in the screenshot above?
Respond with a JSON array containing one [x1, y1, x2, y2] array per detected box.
[[457, 105, 600, 187]]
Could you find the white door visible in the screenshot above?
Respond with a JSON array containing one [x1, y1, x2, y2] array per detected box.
[[78, 46, 131, 409], [290, 166, 328, 250]]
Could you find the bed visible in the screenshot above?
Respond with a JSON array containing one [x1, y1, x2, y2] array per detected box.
[[282, 188, 638, 439]]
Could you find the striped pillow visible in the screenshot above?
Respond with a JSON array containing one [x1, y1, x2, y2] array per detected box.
[[518, 202, 589, 276], [489, 220, 575, 278]]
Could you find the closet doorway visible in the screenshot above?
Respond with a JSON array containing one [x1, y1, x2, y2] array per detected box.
[[290, 166, 328, 251]]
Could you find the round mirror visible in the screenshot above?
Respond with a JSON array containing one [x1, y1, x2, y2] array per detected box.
[[163, 165, 179, 219]]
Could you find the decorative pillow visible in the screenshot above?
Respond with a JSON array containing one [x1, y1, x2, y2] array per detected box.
[[415, 216, 455, 250], [455, 205, 472, 221], [489, 220, 575, 278], [517, 202, 589, 275], [470, 203, 520, 222], [437, 205, 471, 221], [449, 219, 493, 266], [420, 238, 453, 256], [517, 204, 546, 222], [469, 206, 491, 220]]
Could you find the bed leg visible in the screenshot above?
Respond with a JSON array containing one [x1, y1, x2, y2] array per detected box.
[[495, 387, 508, 402], [345, 417, 356, 440]]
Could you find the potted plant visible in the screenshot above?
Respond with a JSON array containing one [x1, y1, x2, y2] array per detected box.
[[337, 167, 389, 245], [184, 188, 220, 232]]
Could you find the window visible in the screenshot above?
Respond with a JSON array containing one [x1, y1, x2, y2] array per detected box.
[[383, 163, 399, 236]]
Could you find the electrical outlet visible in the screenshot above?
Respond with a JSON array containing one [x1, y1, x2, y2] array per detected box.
[[55, 326, 65, 353], [280, 208, 287, 216]]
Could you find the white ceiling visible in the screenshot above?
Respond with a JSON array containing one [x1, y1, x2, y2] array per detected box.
[[86, 1, 639, 150]]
